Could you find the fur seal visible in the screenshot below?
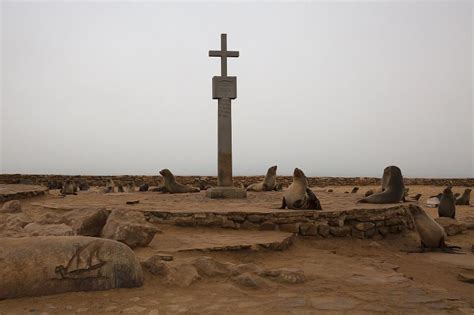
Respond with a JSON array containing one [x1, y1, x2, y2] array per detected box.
[[455, 188, 471, 205], [358, 166, 405, 204], [159, 169, 200, 193], [78, 181, 90, 191], [139, 183, 149, 192], [117, 184, 125, 193], [410, 193, 422, 202], [407, 205, 461, 253], [247, 165, 280, 192], [350, 187, 359, 194], [280, 168, 322, 210], [60, 180, 77, 195], [193, 177, 212, 190], [104, 179, 115, 193], [438, 187, 456, 218]]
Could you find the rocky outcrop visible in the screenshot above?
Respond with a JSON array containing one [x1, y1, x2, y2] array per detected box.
[[101, 209, 159, 248], [24, 223, 73, 236], [0, 236, 143, 299]]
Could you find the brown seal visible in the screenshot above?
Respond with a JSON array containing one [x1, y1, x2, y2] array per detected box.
[[280, 168, 322, 210], [455, 188, 471, 205], [407, 205, 461, 253], [438, 187, 456, 219], [60, 180, 77, 195], [159, 169, 200, 193], [350, 187, 359, 194], [358, 166, 405, 204], [247, 165, 280, 192]]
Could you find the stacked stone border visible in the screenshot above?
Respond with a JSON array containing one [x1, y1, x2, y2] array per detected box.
[[0, 174, 473, 187], [0, 185, 48, 202], [145, 205, 414, 239]]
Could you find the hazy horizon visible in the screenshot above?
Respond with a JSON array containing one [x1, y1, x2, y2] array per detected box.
[[1, 1, 473, 178]]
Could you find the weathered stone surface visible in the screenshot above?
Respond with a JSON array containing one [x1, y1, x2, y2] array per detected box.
[[101, 209, 159, 248], [142, 257, 171, 276], [385, 218, 403, 226], [0, 200, 22, 213], [247, 214, 265, 223], [330, 226, 350, 237], [229, 263, 262, 276], [0, 236, 143, 299], [311, 296, 359, 311], [351, 228, 365, 239], [365, 228, 376, 238], [24, 223, 73, 236], [378, 227, 389, 236], [62, 208, 109, 236], [299, 223, 319, 236], [434, 217, 467, 236], [259, 268, 305, 284], [191, 256, 231, 276], [318, 224, 330, 237], [354, 222, 375, 231], [165, 264, 201, 287], [232, 273, 268, 289]]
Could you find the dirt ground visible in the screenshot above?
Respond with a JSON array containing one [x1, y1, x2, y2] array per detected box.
[[0, 185, 473, 314]]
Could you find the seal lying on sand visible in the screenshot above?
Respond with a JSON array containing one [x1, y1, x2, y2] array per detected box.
[[358, 166, 404, 204], [247, 165, 281, 192], [407, 205, 462, 253], [438, 187, 456, 219], [280, 168, 322, 210], [456, 188, 471, 205], [159, 169, 200, 193]]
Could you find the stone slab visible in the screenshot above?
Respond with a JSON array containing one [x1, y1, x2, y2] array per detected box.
[[0, 184, 48, 202]]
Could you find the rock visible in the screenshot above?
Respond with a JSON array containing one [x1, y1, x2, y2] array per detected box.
[[299, 223, 319, 236], [62, 208, 109, 236], [165, 264, 200, 287], [259, 221, 277, 231], [24, 223, 73, 236], [0, 236, 143, 299], [318, 224, 330, 237], [191, 256, 231, 276], [457, 273, 474, 283], [0, 200, 22, 213], [354, 222, 375, 231], [229, 263, 261, 276], [434, 217, 467, 236], [259, 268, 305, 284], [247, 215, 265, 224], [139, 183, 149, 192], [232, 273, 268, 289], [329, 226, 350, 237], [101, 209, 159, 248], [36, 212, 64, 224], [142, 257, 171, 276], [279, 224, 299, 233]]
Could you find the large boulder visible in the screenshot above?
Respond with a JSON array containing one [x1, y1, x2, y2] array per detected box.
[[100, 209, 159, 248], [0, 236, 143, 299], [434, 217, 467, 236], [24, 223, 73, 236], [0, 213, 32, 237], [0, 200, 22, 213], [62, 208, 109, 236]]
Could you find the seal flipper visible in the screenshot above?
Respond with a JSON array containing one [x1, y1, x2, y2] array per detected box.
[[306, 188, 322, 210], [279, 198, 287, 209]]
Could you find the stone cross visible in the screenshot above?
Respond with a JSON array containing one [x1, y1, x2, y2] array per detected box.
[[207, 34, 246, 198]]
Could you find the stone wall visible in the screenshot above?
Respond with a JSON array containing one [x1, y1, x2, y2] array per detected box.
[[145, 205, 414, 239], [0, 174, 473, 187]]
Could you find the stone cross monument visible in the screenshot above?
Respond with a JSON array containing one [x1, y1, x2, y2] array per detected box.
[[206, 34, 247, 199]]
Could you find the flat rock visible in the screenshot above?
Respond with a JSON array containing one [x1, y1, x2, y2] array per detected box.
[[259, 268, 305, 284], [191, 256, 232, 276], [0, 236, 143, 299], [24, 223, 73, 236], [101, 209, 159, 248], [232, 272, 269, 289], [434, 217, 467, 236]]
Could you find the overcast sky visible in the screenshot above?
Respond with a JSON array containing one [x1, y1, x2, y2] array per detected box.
[[1, 1, 473, 177]]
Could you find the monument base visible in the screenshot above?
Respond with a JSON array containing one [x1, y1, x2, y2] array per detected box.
[[206, 186, 247, 199]]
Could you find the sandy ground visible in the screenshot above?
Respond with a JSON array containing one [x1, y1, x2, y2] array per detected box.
[[0, 185, 473, 314]]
